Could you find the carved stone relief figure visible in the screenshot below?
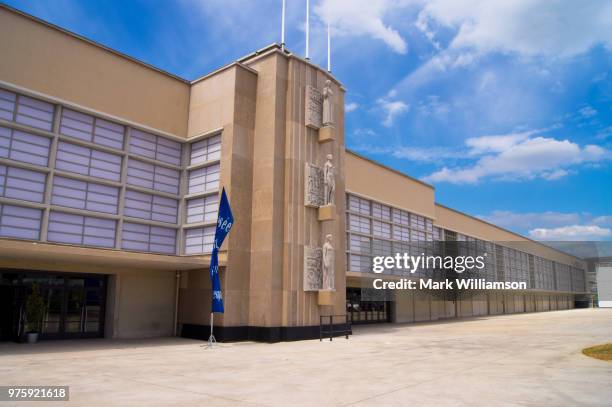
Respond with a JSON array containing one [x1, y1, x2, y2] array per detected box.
[[323, 154, 335, 205], [322, 80, 334, 127], [321, 234, 335, 290]]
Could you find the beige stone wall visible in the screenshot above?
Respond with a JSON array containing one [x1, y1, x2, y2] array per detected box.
[[346, 151, 435, 219], [0, 5, 190, 137], [107, 270, 177, 338]]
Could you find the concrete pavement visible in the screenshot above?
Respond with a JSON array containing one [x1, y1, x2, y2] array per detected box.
[[1, 309, 611, 406]]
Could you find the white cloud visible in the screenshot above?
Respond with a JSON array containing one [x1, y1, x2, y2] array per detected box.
[[353, 144, 461, 163], [377, 98, 409, 127], [417, 0, 612, 59], [345, 102, 359, 113], [579, 105, 598, 118], [529, 225, 611, 241], [315, 0, 410, 54], [423, 130, 608, 184]]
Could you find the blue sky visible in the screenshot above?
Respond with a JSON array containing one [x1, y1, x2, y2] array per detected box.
[[6, 0, 611, 241]]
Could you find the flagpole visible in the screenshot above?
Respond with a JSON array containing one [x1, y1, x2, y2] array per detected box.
[[305, 0, 310, 59], [327, 21, 331, 72], [205, 312, 216, 348], [281, 0, 286, 51]]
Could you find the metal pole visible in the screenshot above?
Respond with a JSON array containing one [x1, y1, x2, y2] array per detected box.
[[204, 312, 216, 348], [305, 0, 310, 59], [327, 22, 331, 72], [281, 0, 286, 51]]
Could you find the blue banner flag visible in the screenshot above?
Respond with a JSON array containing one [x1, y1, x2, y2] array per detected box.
[[210, 188, 234, 313]]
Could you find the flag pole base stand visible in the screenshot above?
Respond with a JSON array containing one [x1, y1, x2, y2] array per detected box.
[[204, 334, 217, 349]]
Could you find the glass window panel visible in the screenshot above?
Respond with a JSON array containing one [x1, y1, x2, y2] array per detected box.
[[15, 95, 54, 131], [184, 226, 215, 254], [0, 165, 46, 203], [0, 126, 51, 166], [0, 204, 42, 240], [188, 164, 220, 195], [349, 234, 371, 254], [121, 222, 176, 254], [47, 211, 116, 248], [130, 129, 181, 166], [0, 89, 16, 121], [51, 176, 119, 214], [126, 159, 179, 195], [348, 213, 370, 234], [190, 135, 221, 164], [186, 194, 218, 224]]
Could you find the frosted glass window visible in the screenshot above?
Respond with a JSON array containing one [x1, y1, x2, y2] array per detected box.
[[190, 135, 221, 164], [393, 225, 410, 242], [47, 211, 116, 248], [0, 204, 42, 240], [349, 254, 371, 273], [60, 109, 124, 149], [130, 129, 181, 166], [348, 194, 370, 215], [0, 165, 46, 203], [188, 164, 220, 195], [51, 176, 119, 214], [55, 141, 122, 181], [184, 226, 215, 254], [121, 222, 176, 254], [349, 234, 371, 254], [411, 214, 426, 230], [123, 190, 178, 224], [372, 220, 391, 238], [0, 89, 16, 121], [126, 159, 179, 195], [372, 203, 391, 221], [186, 194, 218, 224], [392, 208, 409, 226], [348, 213, 370, 234], [0, 126, 51, 166], [372, 239, 392, 256], [15, 95, 54, 131]]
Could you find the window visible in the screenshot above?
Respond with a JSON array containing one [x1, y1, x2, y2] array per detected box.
[[349, 254, 371, 272], [0, 165, 46, 203], [393, 225, 410, 242], [372, 220, 391, 238], [348, 194, 370, 215], [47, 211, 116, 248], [55, 141, 122, 182], [411, 214, 425, 230], [60, 109, 124, 149], [392, 208, 409, 226], [0, 89, 15, 121], [348, 213, 370, 234], [0, 126, 51, 166], [0, 204, 42, 240], [349, 234, 371, 254], [186, 194, 218, 224], [188, 164, 220, 195], [126, 159, 180, 195], [184, 226, 215, 254], [123, 190, 178, 224], [14, 94, 54, 131], [372, 239, 392, 256], [190, 135, 221, 164], [129, 129, 181, 166], [372, 202, 391, 220], [51, 176, 119, 214], [121, 222, 176, 254]]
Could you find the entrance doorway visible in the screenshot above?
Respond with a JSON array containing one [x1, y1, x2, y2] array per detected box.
[[0, 270, 107, 341], [346, 287, 392, 324]]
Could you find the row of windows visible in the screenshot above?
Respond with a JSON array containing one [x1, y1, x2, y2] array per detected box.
[[347, 194, 433, 232], [347, 213, 435, 242]]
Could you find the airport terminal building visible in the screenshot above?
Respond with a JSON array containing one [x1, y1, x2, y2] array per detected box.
[[0, 5, 587, 342]]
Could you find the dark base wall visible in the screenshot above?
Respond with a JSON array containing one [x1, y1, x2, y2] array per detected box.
[[181, 323, 352, 343]]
